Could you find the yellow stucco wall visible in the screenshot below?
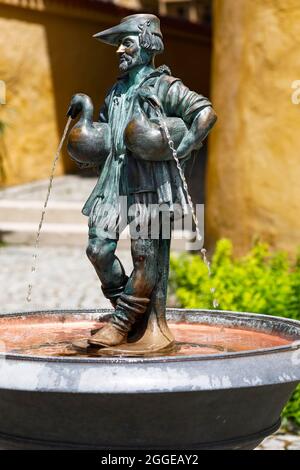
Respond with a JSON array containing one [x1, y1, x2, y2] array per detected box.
[[0, 13, 61, 185], [207, 0, 300, 254], [0, 1, 211, 187]]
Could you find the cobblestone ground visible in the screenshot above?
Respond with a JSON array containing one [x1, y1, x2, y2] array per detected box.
[[0, 243, 299, 450], [0, 245, 132, 313], [258, 432, 300, 450]]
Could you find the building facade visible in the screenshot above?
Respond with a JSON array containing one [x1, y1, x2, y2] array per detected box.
[[207, 0, 300, 254], [0, 0, 211, 191], [1, 0, 300, 254]]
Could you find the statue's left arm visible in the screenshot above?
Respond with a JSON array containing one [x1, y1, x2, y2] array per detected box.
[[176, 106, 217, 159], [164, 80, 217, 159]]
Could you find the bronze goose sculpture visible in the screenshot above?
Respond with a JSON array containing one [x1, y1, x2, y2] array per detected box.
[[67, 93, 111, 166], [124, 87, 188, 162]]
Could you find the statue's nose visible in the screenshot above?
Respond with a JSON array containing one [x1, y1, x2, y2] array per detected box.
[[117, 44, 126, 54]]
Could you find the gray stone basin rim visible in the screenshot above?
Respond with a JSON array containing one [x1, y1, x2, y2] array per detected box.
[[0, 309, 299, 450]]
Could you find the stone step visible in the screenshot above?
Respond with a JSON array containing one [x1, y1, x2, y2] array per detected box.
[[0, 197, 197, 250], [0, 200, 85, 224], [0, 221, 88, 246], [0, 221, 134, 248], [0, 220, 193, 250]]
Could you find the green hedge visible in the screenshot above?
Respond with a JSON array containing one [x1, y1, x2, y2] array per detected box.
[[169, 239, 300, 428]]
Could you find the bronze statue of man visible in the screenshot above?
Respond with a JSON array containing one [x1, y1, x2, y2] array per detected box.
[[67, 14, 216, 355]]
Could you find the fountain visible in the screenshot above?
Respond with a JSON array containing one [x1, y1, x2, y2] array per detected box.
[[1, 13, 299, 450], [0, 308, 299, 449]]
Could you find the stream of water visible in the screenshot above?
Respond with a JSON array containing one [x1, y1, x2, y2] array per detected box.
[[156, 111, 219, 309], [26, 117, 72, 303]]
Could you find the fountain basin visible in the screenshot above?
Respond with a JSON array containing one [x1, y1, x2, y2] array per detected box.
[[0, 308, 299, 450]]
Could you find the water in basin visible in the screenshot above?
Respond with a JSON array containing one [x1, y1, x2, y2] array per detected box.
[[0, 313, 292, 358]]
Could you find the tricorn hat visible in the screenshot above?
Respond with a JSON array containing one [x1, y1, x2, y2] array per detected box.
[[93, 14, 163, 47]]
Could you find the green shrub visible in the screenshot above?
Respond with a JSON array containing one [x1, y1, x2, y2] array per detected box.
[[282, 384, 300, 430], [170, 238, 300, 320], [169, 239, 300, 427]]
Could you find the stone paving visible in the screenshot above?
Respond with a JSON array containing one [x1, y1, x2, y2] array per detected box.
[[258, 431, 300, 450], [0, 244, 133, 313]]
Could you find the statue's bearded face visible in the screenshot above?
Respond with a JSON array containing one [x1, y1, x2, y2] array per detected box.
[[117, 35, 150, 72]]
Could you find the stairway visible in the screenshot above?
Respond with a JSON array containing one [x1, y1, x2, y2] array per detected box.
[[0, 176, 94, 246], [0, 176, 194, 250]]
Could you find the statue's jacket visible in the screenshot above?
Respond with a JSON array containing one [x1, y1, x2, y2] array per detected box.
[[82, 65, 212, 232]]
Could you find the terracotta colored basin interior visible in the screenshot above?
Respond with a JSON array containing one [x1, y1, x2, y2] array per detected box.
[[0, 313, 293, 358]]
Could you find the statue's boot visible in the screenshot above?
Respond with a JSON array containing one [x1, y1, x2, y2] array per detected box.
[[71, 311, 175, 355], [72, 257, 130, 352], [101, 277, 129, 308], [90, 276, 129, 335], [88, 294, 150, 347], [88, 323, 127, 347], [72, 323, 126, 352], [72, 292, 148, 351]]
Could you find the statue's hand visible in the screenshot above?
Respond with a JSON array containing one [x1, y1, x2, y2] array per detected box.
[[176, 107, 217, 159], [66, 93, 89, 120]]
